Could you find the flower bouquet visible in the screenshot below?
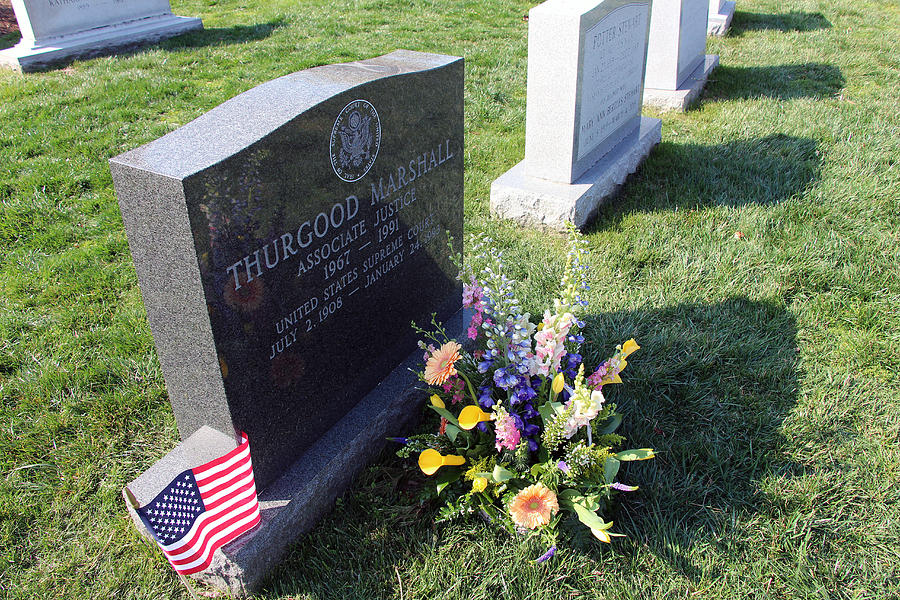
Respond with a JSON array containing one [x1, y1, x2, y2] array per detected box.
[[395, 226, 654, 555]]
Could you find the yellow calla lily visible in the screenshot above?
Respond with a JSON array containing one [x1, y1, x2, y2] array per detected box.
[[552, 372, 565, 395], [621, 339, 640, 358], [603, 372, 623, 385], [591, 527, 611, 543], [430, 394, 445, 408], [458, 405, 492, 430], [418, 448, 465, 476]]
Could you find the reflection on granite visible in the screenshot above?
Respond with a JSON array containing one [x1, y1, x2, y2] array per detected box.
[[112, 50, 464, 488]]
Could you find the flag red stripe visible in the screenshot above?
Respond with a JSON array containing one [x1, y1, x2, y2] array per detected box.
[[196, 459, 253, 496], [165, 502, 260, 567], [193, 432, 250, 478], [162, 482, 257, 554], [177, 511, 261, 575], [204, 477, 256, 513], [194, 444, 251, 487]]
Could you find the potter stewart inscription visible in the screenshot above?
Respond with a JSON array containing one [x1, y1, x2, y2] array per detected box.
[[490, 0, 660, 231], [111, 50, 464, 490], [578, 4, 648, 160]]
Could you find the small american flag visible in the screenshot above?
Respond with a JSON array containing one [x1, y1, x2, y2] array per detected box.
[[136, 432, 261, 575]]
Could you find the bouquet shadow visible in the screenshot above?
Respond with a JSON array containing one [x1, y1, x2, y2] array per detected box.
[[260, 295, 798, 596]]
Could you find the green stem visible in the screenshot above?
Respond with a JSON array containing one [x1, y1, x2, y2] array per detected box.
[[458, 370, 480, 405]]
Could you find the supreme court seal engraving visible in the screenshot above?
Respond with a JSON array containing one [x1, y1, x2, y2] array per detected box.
[[330, 99, 382, 182]]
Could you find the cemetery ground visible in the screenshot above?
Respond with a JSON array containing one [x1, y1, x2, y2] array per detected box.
[[0, 0, 897, 597]]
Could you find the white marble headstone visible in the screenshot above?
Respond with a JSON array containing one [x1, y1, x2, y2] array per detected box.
[[1, 0, 202, 71], [645, 0, 709, 90], [490, 0, 662, 231], [524, 0, 652, 184], [642, 0, 719, 111]]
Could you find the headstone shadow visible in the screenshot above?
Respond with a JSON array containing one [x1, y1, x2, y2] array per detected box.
[[702, 63, 845, 102], [0, 18, 287, 62], [166, 18, 288, 50], [572, 297, 801, 581], [730, 10, 832, 35], [589, 133, 821, 231], [257, 297, 799, 596]]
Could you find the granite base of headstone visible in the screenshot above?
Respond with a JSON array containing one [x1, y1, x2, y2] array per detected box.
[[125, 310, 469, 595], [1, 0, 202, 72], [490, 0, 660, 231], [642, 54, 718, 111], [707, 0, 735, 36], [491, 117, 660, 231], [642, 0, 719, 112], [113, 49, 464, 595]]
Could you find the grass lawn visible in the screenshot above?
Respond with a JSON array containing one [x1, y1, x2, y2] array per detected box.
[[1, 0, 898, 598]]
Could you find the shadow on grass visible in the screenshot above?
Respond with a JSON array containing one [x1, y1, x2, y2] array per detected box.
[[731, 10, 831, 34], [163, 18, 288, 50], [0, 19, 287, 69], [592, 134, 821, 227], [703, 63, 845, 102], [575, 298, 799, 581], [253, 298, 798, 597]]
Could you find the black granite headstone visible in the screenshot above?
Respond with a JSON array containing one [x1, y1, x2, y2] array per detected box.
[[111, 50, 463, 489], [114, 50, 464, 594]]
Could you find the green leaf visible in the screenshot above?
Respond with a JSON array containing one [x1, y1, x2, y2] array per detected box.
[[558, 488, 581, 502], [596, 412, 622, 435], [537, 401, 564, 426], [581, 494, 602, 512], [604, 456, 620, 484], [427, 404, 460, 428], [615, 448, 655, 461], [491, 465, 515, 483], [569, 501, 612, 531], [444, 423, 460, 443], [434, 467, 462, 494], [537, 401, 554, 426]]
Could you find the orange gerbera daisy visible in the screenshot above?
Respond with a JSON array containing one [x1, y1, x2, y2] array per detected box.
[[223, 272, 265, 312], [509, 483, 559, 529], [424, 342, 462, 385]]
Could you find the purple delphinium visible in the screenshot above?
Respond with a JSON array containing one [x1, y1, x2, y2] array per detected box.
[[564, 353, 582, 380], [535, 546, 557, 563], [493, 367, 519, 390], [612, 482, 638, 492], [478, 384, 495, 409], [511, 382, 537, 405]]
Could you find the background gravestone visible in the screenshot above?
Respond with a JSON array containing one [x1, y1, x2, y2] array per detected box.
[[0, 0, 202, 71], [490, 0, 662, 231], [707, 0, 736, 36], [643, 0, 719, 111], [113, 49, 464, 594]]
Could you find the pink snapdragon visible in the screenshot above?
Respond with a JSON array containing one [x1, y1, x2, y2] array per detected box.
[[467, 310, 483, 340], [462, 277, 485, 310], [530, 310, 576, 376], [442, 377, 465, 404], [494, 409, 521, 452]]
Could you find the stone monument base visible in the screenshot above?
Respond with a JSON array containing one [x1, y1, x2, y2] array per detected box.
[[490, 117, 661, 232], [125, 309, 468, 597], [643, 55, 719, 112], [0, 14, 202, 72], [708, 0, 736, 36]]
